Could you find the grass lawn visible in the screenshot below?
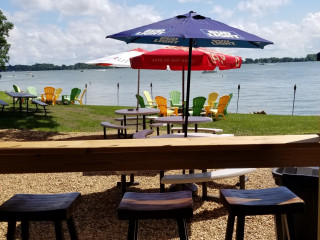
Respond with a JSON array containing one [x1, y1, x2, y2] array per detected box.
[[0, 91, 319, 135]]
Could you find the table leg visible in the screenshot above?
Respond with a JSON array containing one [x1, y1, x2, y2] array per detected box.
[[124, 115, 127, 128], [12, 98, 15, 112], [142, 115, 146, 130], [26, 98, 29, 116], [166, 124, 171, 134], [318, 168, 320, 240], [19, 97, 22, 117]]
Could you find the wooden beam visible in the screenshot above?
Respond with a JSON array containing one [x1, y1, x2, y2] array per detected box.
[[0, 134, 319, 174]]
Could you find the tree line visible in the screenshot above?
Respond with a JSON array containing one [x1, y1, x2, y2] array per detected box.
[[243, 54, 317, 64], [1, 54, 318, 72]]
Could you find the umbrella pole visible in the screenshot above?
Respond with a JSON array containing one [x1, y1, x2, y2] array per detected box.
[[184, 39, 194, 137], [292, 84, 296, 116], [182, 66, 185, 118], [136, 69, 140, 110], [236, 84, 240, 113]]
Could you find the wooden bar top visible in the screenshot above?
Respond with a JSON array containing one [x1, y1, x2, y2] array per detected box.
[[0, 134, 319, 174]]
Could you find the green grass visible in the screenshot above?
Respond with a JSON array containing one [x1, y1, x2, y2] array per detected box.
[[0, 91, 319, 135]]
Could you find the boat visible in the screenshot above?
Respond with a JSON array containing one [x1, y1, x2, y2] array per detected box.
[[202, 70, 217, 74]]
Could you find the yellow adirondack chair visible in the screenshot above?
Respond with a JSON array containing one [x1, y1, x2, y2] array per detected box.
[[53, 88, 63, 105], [208, 95, 230, 120], [75, 88, 87, 105], [205, 92, 219, 116], [155, 96, 178, 117], [143, 91, 156, 107]]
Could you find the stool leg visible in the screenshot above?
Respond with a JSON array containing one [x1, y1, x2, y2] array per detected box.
[[130, 174, 135, 184], [128, 220, 138, 240], [103, 127, 106, 139], [7, 221, 16, 240], [54, 220, 65, 240], [67, 217, 79, 240], [275, 214, 287, 240], [160, 170, 165, 192], [285, 213, 296, 240], [225, 214, 235, 240], [177, 218, 188, 240], [236, 215, 245, 240], [121, 174, 127, 195], [21, 221, 29, 240]]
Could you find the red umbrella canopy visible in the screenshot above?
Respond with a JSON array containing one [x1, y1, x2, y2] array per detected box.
[[130, 46, 242, 71]]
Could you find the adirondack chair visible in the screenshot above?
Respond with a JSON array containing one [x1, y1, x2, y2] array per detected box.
[[189, 96, 206, 116], [143, 91, 156, 107], [205, 92, 219, 116], [53, 88, 63, 105], [13, 85, 25, 103], [27, 86, 42, 104], [169, 90, 182, 108], [155, 96, 178, 117], [75, 88, 86, 105], [41, 87, 56, 104], [209, 95, 230, 120], [223, 93, 233, 116], [136, 94, 146, 108], [62, 88, 81, 105]]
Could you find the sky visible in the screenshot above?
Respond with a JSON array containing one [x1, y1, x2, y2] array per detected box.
[[1, 0, 320, 65]]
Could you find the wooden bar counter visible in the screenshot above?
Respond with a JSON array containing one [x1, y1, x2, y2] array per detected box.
[[0, 134, 319, 174]]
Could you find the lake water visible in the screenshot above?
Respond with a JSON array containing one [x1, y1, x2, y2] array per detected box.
[[1, 62, 319, 116]]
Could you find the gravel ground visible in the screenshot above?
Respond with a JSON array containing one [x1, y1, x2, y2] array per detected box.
[[0, 129, 278, 240]]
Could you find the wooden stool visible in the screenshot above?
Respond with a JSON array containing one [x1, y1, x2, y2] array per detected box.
[[118, 191, 193, 240], [220, 187, 304, 240], [0, 192, 81, 240]]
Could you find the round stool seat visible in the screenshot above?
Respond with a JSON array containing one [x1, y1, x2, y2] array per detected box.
[[220, 187, 304, 240], [0, 192, 81, 240], [118, 191, 193, 240], [118, 191, 193, 220], [0, 192, 81, 221], [220, 186, 305, 215]]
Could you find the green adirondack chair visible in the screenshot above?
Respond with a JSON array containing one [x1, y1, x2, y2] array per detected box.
[[189, 96, 206, 116], [27, 86, 42, 101], [224, 93, 233, 116], [169, 90, 182, 108], [62, 88, 81, 105], [136, 94, 146, 108]]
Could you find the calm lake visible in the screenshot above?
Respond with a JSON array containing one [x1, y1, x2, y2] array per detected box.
[[1, 62, 319, 116]]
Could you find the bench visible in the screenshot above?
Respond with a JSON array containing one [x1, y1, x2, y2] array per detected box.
[[161, 168, 257, 200], [101, 121, 127, 139], [31, 99, 48, 116], [0, 100, 9, 113], [171, 127, 223, 134], [150, 123, 167, 136], [132, 129, 154, 139]]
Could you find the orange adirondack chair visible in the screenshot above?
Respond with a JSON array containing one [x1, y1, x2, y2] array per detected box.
[[208, 95, 230, 120], [41, 87, 55, 104], [155, 96, 178, 117]]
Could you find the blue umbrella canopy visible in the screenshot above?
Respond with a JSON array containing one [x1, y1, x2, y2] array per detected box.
[[107, 11, 272, 49], [107, 11, 273, 137]]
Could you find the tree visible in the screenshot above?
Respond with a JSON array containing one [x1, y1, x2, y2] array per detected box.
[[0, 10, 14, 71]]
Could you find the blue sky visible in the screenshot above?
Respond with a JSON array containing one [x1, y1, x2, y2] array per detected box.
[[1, 0, 320, 65]]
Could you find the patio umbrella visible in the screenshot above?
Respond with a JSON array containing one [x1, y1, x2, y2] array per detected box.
[[130, 46, 242, 115], [107, 11, 273, 136], [86, 48, 148, 67], [86, 48, 148, 108]]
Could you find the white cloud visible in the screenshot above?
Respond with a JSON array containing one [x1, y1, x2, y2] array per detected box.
[[211, 5, 234, 19], [6, 1, 162, 65], [238, 0, 291, 17], [231, 12, 320, 59]]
